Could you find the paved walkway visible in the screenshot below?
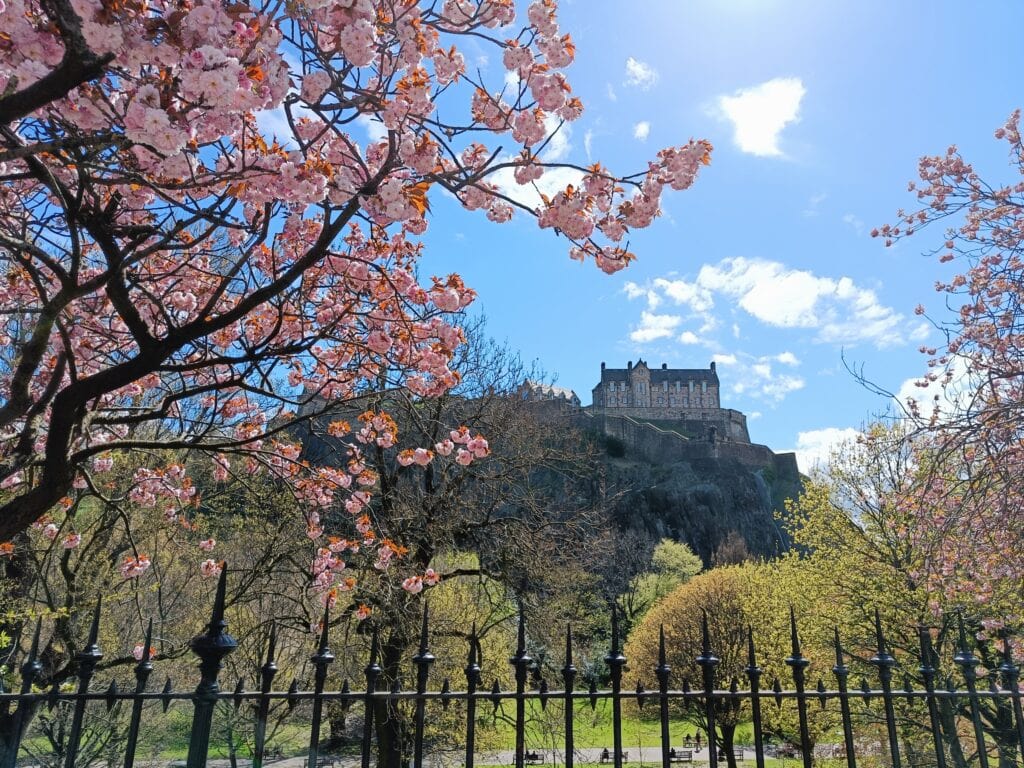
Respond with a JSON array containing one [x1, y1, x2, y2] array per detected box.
[[172, 745, 749, 767]]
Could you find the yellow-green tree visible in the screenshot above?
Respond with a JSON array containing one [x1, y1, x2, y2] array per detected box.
[[626, 566, 753, 768]]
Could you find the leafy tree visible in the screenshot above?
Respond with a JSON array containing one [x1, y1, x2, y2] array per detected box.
[[783, 424, 1021, 768], [625, 566, 752, 768], [0, 0, 712, 559], [617, 538, 702, 629]]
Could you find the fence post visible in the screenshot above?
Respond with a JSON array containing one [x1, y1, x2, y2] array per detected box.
[[783, 609, 811, 768], [869, 611, 902, 768], [745, 629, 766, 768], [832, 629, 858, 768], [250, 623, 278, 768], [1, 620, 42, 768], [998, 633, 1024, 761], [186, 565, 237, 768], [605, 605, 627, 768], [954, 613, 990, 768], [511, 609, 533, 768], [464, 625, 481, 768], [657, 625, 672, 768], [412, 603, 435, 768], [695, 611, 720, 768], [307, 605, 336, 768], [563, 625, 576, 768], [64, 598, 104, 768], [360, 629, 381, 768], [917, 628, 947, 768], [123, 618, 154, 768]]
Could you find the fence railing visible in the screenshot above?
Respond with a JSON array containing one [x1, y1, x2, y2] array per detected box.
[[2, 566, 1023, 768]]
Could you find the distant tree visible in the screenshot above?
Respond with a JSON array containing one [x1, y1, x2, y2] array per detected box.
[[710, 531, 751, 566], [296, 319, 616, 764], [626, 566, 751, 768], [617, 538, 702, 630]]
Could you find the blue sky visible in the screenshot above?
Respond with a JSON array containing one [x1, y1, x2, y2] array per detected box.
[[411, 0, 1024, 470]]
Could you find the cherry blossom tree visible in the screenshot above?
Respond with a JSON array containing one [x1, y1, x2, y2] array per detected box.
[[0, 0, 712, 574], [875, 110, 1024, 619]]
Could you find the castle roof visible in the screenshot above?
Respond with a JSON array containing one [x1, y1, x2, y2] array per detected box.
[[522, 381, 579, 401], [596, 359, 719, 386]]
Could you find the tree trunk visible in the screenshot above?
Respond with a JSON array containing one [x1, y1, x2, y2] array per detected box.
[[719, 724, 738, 768], [374, 629, 413, 768], [938, 700, 969, 768]]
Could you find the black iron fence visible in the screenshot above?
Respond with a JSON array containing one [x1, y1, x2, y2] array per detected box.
[[2, 567, 1023, 768]]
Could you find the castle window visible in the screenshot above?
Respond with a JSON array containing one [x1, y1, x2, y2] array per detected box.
[[657, 396, 663, 404]]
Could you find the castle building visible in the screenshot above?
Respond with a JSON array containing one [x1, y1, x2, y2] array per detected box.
[[590, 359, 750, 443]]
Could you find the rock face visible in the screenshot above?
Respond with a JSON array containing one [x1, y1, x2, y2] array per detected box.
[[587, 415, 803, 564]]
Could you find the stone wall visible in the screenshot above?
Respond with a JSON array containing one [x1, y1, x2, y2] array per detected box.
[[585, 406, 750, 443], [585, 411, 797, 476]]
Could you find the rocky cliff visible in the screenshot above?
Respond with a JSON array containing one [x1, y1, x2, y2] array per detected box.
[[583, 414, 803, 564]]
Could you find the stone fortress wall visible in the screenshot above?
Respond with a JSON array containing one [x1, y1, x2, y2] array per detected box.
[[584, 409, 799, 476], [541, 358, 801, 476]]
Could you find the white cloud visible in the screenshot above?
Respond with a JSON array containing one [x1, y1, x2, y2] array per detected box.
[[624, 57, 658, 89], [696, 257, 911, 347], [606, 83, 618, 101], [894, 355, 972, 422], [633, 121, 651, 141], [355, 113, 388, 144], [651, 277, 714, 314], [775, 351, 800, 366], [716, 77, 805, 157], [802, 192, 827, 217], [789, 427, 861, 473], [489, 121, 582, 208], [630, 311, 682, 343], [722, 351, 806, 404], [584, 129, 594, 160], [842, 212, 865, 236], [678, 331, 701, 345]]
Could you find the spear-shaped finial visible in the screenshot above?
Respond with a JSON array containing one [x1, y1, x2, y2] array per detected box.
[[419, 601, 430, 655], [789, 606, 801, 657], [211, 564, 229, 629], [266, 622, 278, 667]]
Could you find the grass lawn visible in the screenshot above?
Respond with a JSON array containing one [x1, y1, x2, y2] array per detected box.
[[474, 700, 759, 751]]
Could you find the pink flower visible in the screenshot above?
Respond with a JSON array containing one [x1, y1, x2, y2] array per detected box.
[[121, 555, 152, 579], [455, 448, 473, 466], [42, 523, 59, 540], [434, 439, 454, 456], [200, 559, 223, 578], [423, 568, 441, 586], [62, 533, 82, 550], [355, 604, 372, 621], [198, 538, 216, 551], [402, 575, 424, 593]]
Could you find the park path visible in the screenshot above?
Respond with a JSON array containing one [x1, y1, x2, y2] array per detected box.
[[169, 745, 750, 767]]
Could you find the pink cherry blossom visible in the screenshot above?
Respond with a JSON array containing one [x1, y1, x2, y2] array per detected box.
[[200, 559, 224, 578]]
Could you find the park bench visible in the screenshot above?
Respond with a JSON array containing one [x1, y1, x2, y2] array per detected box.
[[669, 748, 693, 763], [599, 749, 628, 763], [525, 751, 544, 764], [306, 757, 339, 768], [735, 750, 745, 761]]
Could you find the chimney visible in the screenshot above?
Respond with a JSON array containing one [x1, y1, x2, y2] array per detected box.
[[627, 360, 632, 370], [661, 363, 667, 370], [710, 361, 716, 373], [601, 362, 606, 371]]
